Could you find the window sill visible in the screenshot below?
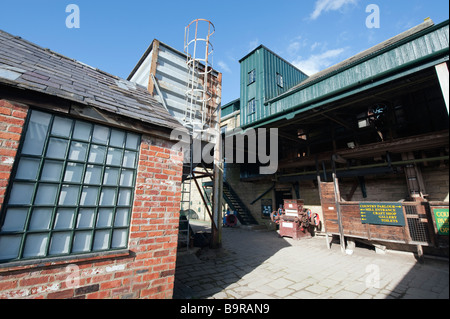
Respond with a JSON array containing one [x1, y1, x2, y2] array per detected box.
[[0, 249, 132, 273]]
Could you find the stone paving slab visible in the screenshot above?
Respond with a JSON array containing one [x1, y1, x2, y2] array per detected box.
[[173, 225, 449, 299]]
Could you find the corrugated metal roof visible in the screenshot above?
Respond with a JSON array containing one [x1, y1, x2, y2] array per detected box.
[[0, 29, 182, 131], [242, 19, 449, 129]]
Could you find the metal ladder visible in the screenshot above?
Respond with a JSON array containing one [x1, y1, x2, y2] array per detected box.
[[179, 138, 194, 250]]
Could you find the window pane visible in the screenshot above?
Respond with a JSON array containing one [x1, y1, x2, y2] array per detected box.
[[106, 148, 122, 166], [88, 145, 106, 164], [112, 229, 128, 248], [1, 208, 28, 232], [122, 151, 136, 168], [119, 170, 134, 187], [110, 130, 125, 148], [59, 185, 80, 205], [49, 232, 71, 255], [21, 111, 51, 156], [54, 208, 75, 230], [97, 208, 113, 227], [93, 230, 110, 250], [41, 160, 64, 182], [117, 188, 132, 206], [99, 188, 116, 206], [92, 125, 109, 144], [68, 142, 88, 161], [0, 235, 22, 260], [16, 158, 40, 180], [51, 117, 72, 137], [72, 231, 92, 253], [114, 208, 130, 227], [35, 184, 58, 205], [80, 186, 99, 206], [23, 234, 48, 258], [103, 167, 119, 185], [46, 138, 69, 159], [73, 121, 92, 141], [84, 165, 102, 185], [29, 208, 52, 231], [126, 133, 140, 150], [9, 183, 34, 205], [76, 208, 95, 229], [64, 163, 84, 183]]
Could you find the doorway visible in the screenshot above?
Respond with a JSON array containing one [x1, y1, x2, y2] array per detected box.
[[275, 189, 293, 211]]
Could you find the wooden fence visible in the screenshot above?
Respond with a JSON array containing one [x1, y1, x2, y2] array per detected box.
[[320, 182, 448, 248]]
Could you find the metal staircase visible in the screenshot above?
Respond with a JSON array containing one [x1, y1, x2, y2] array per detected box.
[[203, 181, 258, 226]]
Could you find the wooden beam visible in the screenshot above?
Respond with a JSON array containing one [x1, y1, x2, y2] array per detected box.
[[147, 40, 160, 96], [192, 175, 216, 230], [435, 62, 449, 114], [278, 130, 449, 170], [332, 159, 346, 254]]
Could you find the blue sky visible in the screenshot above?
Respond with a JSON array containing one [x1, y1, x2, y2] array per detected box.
[[0, 0, 448, 105]]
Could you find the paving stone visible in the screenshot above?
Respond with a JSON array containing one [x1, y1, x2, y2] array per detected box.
[[291, 290, 319, 299], [344, 282, 367, 294], [274, 288, 295, 298], [267, 278, 294, 290], [305, 284, 329, 294], [174, 225, 449, 300], [243, 292, 272, 299], [332, 290, 359, 299]]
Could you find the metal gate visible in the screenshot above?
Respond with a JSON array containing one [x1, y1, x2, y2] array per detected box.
[[403, 202, 435, 246]]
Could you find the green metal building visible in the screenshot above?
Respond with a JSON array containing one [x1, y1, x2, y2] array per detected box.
[[239, 45, 308, 128]]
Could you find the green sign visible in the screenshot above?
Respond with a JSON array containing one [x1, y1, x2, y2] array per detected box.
[[433, 208, 449, 236], [360, 203, 405, 227]]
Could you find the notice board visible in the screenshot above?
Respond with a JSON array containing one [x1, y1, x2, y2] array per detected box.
[[261, 199, 273, 218], [360, 203, 406, 227], [433, 208, 449, 236]]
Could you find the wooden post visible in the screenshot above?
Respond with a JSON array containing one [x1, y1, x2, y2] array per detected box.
[[211, 109, 223, 249], [332, 159, 346, 254], [435, 62, 449, 115], [316, 156, 331, 250]]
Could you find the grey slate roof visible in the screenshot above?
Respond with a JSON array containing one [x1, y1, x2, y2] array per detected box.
[[0, 29, 182, 131]]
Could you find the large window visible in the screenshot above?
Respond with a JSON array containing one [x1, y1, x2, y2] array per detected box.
[[0, 110, 140, 263]]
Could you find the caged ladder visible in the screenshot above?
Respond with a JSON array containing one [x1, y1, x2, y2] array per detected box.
[[179, 137, 194, 250]]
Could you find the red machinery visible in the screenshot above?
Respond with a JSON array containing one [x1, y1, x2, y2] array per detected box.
[[273, 200, 319, 240]]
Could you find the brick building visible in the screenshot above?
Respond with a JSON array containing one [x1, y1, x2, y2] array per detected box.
[[0, 29, 184, 299]]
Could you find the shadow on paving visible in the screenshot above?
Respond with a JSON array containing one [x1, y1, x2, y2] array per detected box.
[[173, 224, 292, 299], [173, 221, 449, 299], [386, 257, 449, 299]]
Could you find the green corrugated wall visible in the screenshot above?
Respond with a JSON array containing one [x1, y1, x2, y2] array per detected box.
[[240, 46, 308, 128]]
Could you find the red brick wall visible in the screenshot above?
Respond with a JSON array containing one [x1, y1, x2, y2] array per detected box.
[[0, 99, 183, 299], [0, 100, 28, 210]]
